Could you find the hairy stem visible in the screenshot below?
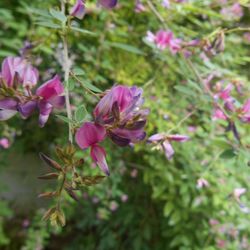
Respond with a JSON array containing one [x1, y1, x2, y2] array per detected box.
[[61, 1, 73, 143]]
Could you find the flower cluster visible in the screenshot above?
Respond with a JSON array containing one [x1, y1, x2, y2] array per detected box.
[[0, 56, 65, 127], [148, 133, 189, 160], [76, 85, 149, 175], [145, 30, 182, 54], [211, 82, 250, 124]]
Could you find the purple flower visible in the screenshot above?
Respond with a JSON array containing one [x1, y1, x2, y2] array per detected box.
[[36, 75, 65, 127], [145, 30, 182, 54], [75, 122, 109, 175], [0, 98, 18, 120], [121, 194, 128, 202], [148, 133, 189, 160], [196, 178, 209, 189], [212, 108, 227, 121], [94, 85, 148, 147], [162, 0, 170, 8], [220, 3, 243, 20], [135, 0, 146, 13], [0, 138, 10, 149], [239, 99, 250, 123], [70, 0, 85, 19], [98, 0, 118, 8], [109, 201, 119, 211], [0, 56, 38, 88]]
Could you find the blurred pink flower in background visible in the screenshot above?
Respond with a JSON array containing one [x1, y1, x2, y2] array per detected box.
[[220, 3, 243, 20], [110, 201, 119, 211], [130, 168, 138, 178], [121, 194, 128, 202], [135, 0, 146, 13], [0, 138, 10, 149], [197, 178, 209, 189], [145, 30, 182, 54]]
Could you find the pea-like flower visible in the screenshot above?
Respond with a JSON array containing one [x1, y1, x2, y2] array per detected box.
[[70, 0, 85, 19], [36, 75, 65, 127], [148, 133, 189, 160], [94, 85, 149, 146], [75, 122, 109, 175], [0, 56, 38, 88]]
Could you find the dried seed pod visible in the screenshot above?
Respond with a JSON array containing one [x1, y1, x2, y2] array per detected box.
[[38, 172, 59, 180], [39, 152, 63, 171]]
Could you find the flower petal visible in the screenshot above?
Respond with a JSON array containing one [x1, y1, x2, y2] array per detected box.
[[0, 109, 17, 120], [70, 0, 85, 19], [36, 75, 64, 101], [148, 133, 165, 142], [17, 101, 37, 119], [75, 122, 106, 149], [162, 141, 174, 160], [0, 98, 18, 110], [167, 134, 189, 142], [98, 0, 118, 8], [90, 145, 110, 176]]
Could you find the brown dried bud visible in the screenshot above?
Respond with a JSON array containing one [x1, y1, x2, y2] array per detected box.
[[38, 173, 59, 180], [39, 152, 63, 171], [38, 191, 57, 198]]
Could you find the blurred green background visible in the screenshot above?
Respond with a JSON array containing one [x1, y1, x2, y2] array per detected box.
[[0, 0, 249, 249]]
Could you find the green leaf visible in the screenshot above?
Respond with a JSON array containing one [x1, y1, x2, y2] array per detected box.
[[174, 85, 196, 96], [56, 115, 72, 124], [35, 21, 61, 29], [74, 104, 88, 123], [81, 79, 102, 93], [164, 202, 174, 217], [49, 9, 67, 23], [72, 67, 86, 76], [220, 149, 237, 159], [71, 26, 97, 36], [67, 78, 75, 91], [104, 41, 145, 55]]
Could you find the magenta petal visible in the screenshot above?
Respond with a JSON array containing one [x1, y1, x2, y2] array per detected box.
[[242, 99, 250, 113], [70, 0, 85, 19], [90, 145, 110, 176], [36, 75, 64, 101], [49, 96, 65, 109], [22, 65, 39, 88], [167, 134, 189, 142], [75, 122, 106, 149], [162, 141, 174, 160]]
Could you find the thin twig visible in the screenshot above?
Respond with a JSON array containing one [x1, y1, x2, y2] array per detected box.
[[146, 0, 168, 29]]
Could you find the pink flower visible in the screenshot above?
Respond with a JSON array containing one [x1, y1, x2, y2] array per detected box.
[[70, 0, 85, 19], [98, 0, 118, 8], [162, 0, 170, 8], [0, 56, 38, 88], [220, 3, 243, 20], [94, 85, 148, 147], [233, 188, 246, 199], [0, 138, 10, 149], [130, 168, 138, 178], [121, 194, 128, 202], [148, 133, 189, 160], [196, 178, 209, 189], [212, 108, 227, 121], [135, 0, 146, 13], [36, 75, 65, 127], [110, 201, 119, 211], [145, 30, 182, 54], [75, 122, 109, 175], [239, 99, 250, 123]]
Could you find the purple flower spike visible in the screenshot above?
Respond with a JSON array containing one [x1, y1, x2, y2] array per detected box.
[[76, 122, 109, 176], [36, 75, 65, 127], [98, 0, 118, 9], [70, 0, 85, 19]]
